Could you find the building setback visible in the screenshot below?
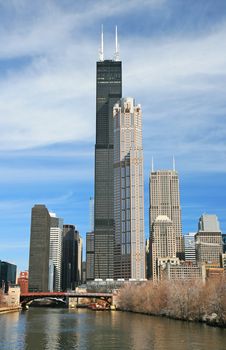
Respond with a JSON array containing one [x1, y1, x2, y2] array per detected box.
[[94, 29, 122, 279], [28, 205, 51, 292], [113, 97, 145, 279], [149, 169, 183, 259]]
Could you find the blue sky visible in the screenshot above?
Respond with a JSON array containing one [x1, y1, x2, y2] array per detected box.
[[0, 0, 226, 272]]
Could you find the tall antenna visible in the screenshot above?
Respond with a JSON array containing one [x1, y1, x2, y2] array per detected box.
[[173, 155, 176, 171], [151, 156, 154, 172], [114, 25, 120, 61], [99, 25, 104, 61]]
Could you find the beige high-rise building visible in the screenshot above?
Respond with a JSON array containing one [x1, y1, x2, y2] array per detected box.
[[113, 97, 145, 279], [151, 215, 177, 281], [149, 169, 183, 258]]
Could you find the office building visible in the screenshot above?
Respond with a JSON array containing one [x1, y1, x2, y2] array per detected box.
[[62, 224, 80, 290], [195, 231, 222, 267], [94, 27, 122, 279], [149, 169, 183, 258], [184, 232, 196, 264], [151, 215, 177, 281], [28, 204, 51, 292], [86, 231, 95, 281], [49, 213, 63, 291], [113, 97, 145, 279], [77, 235, 83, 284], [198, 214, 220, 232], [161, 261, 206, 282], [0, 261, 17, 292], [195, 215, 222, 267]]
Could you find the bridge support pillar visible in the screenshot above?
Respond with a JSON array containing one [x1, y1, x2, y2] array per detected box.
[[66, 296, 78, 309]]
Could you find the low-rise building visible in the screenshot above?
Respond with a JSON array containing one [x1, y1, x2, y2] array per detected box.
[[2, 285, 20, 307], [161, 261, 206, 282]]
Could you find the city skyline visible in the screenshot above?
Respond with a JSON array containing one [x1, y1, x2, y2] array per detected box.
[[0, 0, 226, 272]]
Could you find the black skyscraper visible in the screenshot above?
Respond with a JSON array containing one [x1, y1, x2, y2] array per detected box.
[[94, 29, 122, 279], [62, 224, 79, 290]]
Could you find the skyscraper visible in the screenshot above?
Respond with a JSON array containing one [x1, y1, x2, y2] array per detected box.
[[94, 27, 122, 278], [151, 215, 177, 281], [49, 213, 63, 291], [198, 214, 220, 232], [113, 97, 145, 279], [149, 169, 183, 259], [195, 214, 222, 267], [28, 204, 51, 292], [62, 224, 80, 290]]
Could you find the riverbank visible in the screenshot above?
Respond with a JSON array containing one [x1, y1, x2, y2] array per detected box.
[[0, 306, 21, 314], [117, 278, 226, 328]]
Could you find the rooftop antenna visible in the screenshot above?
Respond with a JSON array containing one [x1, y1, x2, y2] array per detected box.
[[114, 25, 120, 61], [151, 157, 154, 172], [99, 25, 104, 61], [173, 155, 176, 171]]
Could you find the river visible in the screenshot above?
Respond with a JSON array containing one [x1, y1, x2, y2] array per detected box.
[[0, 308, 225, 350]]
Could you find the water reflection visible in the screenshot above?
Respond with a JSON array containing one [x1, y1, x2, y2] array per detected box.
[[0, 308, 225, 350]]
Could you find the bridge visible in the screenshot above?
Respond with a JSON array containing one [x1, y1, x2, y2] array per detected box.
[[20, 292, 114, 308]]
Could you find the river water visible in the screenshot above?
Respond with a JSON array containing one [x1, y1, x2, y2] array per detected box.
[[0, 308, 225, 350]]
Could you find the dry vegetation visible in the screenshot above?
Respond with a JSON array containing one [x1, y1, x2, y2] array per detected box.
[[117, 277, 226, 327]]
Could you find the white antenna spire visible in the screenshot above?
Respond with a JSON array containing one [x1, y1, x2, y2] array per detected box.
[[173, 155, 176, 171], [151, 157, 154, 172], [99, 25, 104, 61], [114, 25, 120, 61]]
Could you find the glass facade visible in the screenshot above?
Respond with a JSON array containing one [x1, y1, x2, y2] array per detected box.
[[0, 260, 17, 292], [94, 60, 122, 279]]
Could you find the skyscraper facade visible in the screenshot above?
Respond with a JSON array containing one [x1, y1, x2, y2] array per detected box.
[[0, 261, 17, 292], [149, 170, 183, 258], [62, 224, 80, 290], [113, 97, 145, 279], [195, 214, 222, 267], [151, 215, 177, 281], [86, 231, 95, 281], [94, 30, 122, 279], [49, 213, 63, 291], [28, 204, 51, 292], [184, 232, 196, 264], [198, 214, 220, 232]]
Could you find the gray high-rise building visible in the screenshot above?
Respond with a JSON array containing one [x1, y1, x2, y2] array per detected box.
[[94, 28, 122, 278], [198, 214, 220, 232], [195, 214, 222, 267], [28, 204, 51, 292], [113, 97, 145, 279], [149, 169, 183, 259]]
